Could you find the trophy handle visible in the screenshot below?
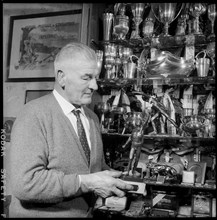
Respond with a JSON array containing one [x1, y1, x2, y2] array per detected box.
[[151, 3, 184, 24], [150, 3, 161, 23], [195, 50, 207, 60], [173, 3, 184, 22], [114, 3, 121, 16]]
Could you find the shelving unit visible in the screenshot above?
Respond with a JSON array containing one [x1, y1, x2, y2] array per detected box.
[[93, 2, 216, 218]]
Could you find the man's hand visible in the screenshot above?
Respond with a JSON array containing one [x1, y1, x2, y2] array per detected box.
[[79, 170, 134, 198]]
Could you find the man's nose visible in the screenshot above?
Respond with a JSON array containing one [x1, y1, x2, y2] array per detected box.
[[89, 78, 98, 90]]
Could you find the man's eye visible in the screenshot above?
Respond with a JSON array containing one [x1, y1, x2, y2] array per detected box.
[[82, 76, 91, 80]]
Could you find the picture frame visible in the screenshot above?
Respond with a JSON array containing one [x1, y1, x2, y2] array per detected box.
[[7, 9, 82, 81], [25, 89, 53, 104], [187, 161, 207, 185]]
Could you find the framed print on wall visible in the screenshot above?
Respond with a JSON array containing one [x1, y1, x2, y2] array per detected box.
[[7, 9, 82, 81]]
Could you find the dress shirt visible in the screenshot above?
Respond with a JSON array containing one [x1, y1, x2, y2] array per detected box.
[[53, 89, 91, 149]]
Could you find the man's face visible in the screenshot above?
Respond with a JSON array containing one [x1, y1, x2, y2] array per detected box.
[[63, 58, 99, 106]]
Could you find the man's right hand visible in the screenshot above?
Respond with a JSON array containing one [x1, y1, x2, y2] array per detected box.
[[79, 170, 134, 198]]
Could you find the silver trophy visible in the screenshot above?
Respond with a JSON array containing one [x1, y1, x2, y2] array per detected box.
[[151, 3, 183, 36], [208, 4, 216, 39], [95, 50, 103, 74], [113, 3, 129, 41], [189, 3, 206, 35], [103, 13, 114, 41], [104, 43, 117, 79], [130, 3, 145, 39], [113, 15, 129, 40]]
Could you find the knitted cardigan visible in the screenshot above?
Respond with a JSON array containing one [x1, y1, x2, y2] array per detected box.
[[9, 93, 109, 218]]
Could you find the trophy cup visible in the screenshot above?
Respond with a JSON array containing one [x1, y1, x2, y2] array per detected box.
[[142, 8, 155, 38], [96, 102, 111, 132], [151, 3, 183, 36], [208, 4, 216, 39], [95, 50, 103, 74], [113, 4, 129, 41], [104, 43, 117, 79], [121, 47, 133, 78], [206, 41, 215, 77], [104, 56, 115, 79], [103, 13, 114, 41], [189, 3, 206, 35], [203, 108, 215, 137], [113, 15, 129, 41], [130, 3, 145, 40]]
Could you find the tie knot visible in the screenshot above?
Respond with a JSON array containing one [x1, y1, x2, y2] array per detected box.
[[72, 109, 81, 118]]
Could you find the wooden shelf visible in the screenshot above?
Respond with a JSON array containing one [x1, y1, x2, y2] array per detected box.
[[102, 132, 215, 142], [145, 180, 216, 192]]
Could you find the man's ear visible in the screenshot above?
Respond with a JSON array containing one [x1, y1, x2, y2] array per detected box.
[[57, 70, 65, 89]]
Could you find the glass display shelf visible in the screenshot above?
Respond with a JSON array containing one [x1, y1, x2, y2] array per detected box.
[[97, 76, 215, 88]]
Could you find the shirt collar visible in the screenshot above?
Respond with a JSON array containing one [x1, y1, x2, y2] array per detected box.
[[53, 89, 86, 116]]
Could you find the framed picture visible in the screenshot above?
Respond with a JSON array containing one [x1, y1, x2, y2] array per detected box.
[[25, 89, 52, 104], [7, 9, 82, 81], [187, 162, 207, 185]]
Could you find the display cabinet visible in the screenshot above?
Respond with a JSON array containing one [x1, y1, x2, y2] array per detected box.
[[92, 3, 216, 218]]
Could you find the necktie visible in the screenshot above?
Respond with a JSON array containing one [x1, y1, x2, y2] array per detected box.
[[72, 109, 90, 165]]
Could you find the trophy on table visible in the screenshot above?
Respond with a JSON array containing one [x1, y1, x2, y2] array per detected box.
[[151, 3, 183, 36]]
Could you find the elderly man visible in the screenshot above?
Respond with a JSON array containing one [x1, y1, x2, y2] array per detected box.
[[9, 42, 133, 218]]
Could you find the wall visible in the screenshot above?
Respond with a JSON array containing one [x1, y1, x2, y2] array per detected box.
[[2, 3, 105, 196]]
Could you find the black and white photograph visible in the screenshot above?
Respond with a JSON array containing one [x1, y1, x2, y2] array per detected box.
[[1, 2, 216, 218]]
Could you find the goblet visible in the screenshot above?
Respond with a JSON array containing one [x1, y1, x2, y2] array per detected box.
[[151, 3, 183, 36], [104, 55, 115, 79], [206, 41, 215, 77], [96, 102, 111, 132], [115, 106, 127, 133], [95, 50, 103, 74], [189, 3, 206, 35], [104, 43, 117, 79], [121, 47, 133, 78], [208, 4, 216, 38], [130, 3, 145, 39], [104, 43, 117, 57], [203, 108, 215, 137]]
